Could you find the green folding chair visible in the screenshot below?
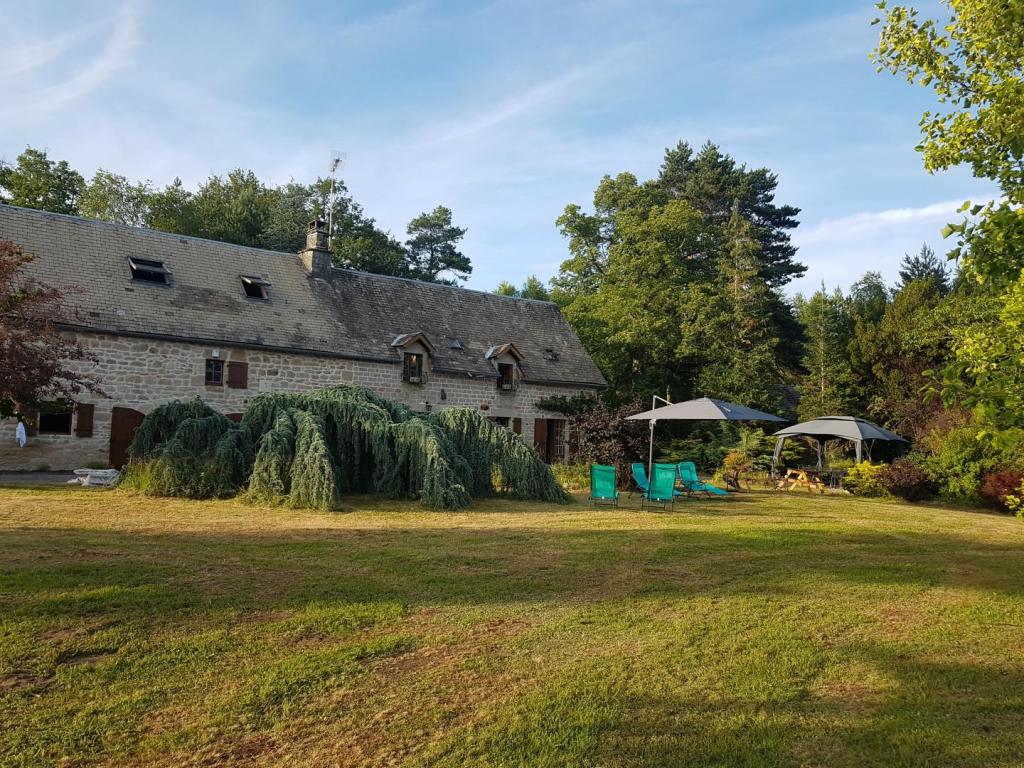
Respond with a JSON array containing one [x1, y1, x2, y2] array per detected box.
[[589, 464, 619, 508], [678, 461, 729, 497], [643, 462, 679, 511]]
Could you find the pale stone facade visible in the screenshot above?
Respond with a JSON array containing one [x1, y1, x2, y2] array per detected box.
[[0, 332, 588, 471], [0, 205, 605, 470]]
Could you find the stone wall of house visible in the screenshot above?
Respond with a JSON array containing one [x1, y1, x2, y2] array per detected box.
[[0, 332, 591, 471]]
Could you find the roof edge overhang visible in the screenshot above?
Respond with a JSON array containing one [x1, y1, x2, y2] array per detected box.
[[390, 332, 435, 354], [485, 342, 526, 362], [56, 323, 607, 388]]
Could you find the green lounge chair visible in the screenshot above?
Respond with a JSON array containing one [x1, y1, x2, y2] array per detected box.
[[630, 463, 649, 498], [631, 463, 683, 499], [643, 462, 679, 511], [589, 464, 619, 507], [678, 461, 728, 497]]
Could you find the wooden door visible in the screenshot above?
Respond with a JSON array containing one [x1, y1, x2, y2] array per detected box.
[[109, 407, 145, 468], [533, 419, 549, 462]]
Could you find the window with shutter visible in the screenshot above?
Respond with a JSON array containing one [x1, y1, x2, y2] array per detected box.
[[226, 362, 249, 389], [75, 403, 95, 437], [38, 403, 73, 434], [205, 359, 224, 386], [512, 418, 522, 435]]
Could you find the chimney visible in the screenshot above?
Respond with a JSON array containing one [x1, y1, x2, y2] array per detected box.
[[300, 219, 331, 275]]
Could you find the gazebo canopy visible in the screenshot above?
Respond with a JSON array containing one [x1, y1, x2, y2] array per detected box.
[[772, 416, 908, 467]]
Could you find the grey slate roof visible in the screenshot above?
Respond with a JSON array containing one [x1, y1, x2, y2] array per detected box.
[[0, 204, 606, 387]]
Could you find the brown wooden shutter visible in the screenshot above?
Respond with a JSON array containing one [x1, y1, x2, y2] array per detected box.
[[225, 413, 244, 423], [533, 418, 548, 460], [512, 417, 522, 435], [226, 362, 249, 389], [75, 403, 95, 437]]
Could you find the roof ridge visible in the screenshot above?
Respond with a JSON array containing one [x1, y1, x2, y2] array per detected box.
[[0, 202, 559, 307]]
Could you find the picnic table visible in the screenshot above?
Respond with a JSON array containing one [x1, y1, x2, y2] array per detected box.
[[776, 467, 825, 493]]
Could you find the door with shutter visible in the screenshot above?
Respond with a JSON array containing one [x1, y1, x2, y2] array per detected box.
[[109, 407, 146, 469]]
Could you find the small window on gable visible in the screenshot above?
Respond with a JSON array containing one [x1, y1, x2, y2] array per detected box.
[[128, 257, 169, 284], [205, 359, 224, 386], [402, 352, 424, 384], [241, 275, 270, 300]]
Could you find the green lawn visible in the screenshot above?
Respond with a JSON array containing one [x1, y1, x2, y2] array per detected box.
[[1, 487, 1023, 767]]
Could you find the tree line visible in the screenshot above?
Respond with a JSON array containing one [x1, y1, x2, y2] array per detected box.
[[518, 0, 1023, 512], [0, 148, 471, 285]]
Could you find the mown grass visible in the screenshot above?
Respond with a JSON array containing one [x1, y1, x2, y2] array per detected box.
[[1, 486, 1023, 767]]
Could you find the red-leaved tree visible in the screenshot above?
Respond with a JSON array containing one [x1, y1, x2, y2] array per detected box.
[[0, 240, 102, 416]]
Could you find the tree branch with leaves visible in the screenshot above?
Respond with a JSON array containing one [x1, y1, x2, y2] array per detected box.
[[0, 241, 103, 417]]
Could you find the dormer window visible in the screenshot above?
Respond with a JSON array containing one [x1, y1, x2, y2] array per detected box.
[[241, 275, 270, 300], [402, 352, 424, 384], [392, 332, 433, 385], [449, 337, 464, 350], [497, 362, 519, 392], [128, 257, 169, 284]]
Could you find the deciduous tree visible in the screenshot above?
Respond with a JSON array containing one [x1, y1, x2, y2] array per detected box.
[[493, 275, 550, 300], [0, 241, 101, 416], [0, 148, 84, 215], [80, 170, 152, 227]]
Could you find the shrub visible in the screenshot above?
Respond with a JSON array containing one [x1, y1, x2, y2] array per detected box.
[[557, 396, 647, 488], [979, 469, 1024, 513], [877, 457, 932, 502], [919, 426, 995, 505], [843, 462, 887, 497], [550, 462, 590, 492], [721, 450, 754, 489]]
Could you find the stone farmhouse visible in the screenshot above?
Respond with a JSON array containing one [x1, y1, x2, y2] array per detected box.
[[0, 204, 605, 471]]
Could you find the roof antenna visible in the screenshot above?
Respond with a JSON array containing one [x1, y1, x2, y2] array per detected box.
[[327, 151, 346, 248]]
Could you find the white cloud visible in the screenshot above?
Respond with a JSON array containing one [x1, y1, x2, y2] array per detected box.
[[789, 197, 995, 296], [3, 1, 141, 117], [798, 200, 966, 245]]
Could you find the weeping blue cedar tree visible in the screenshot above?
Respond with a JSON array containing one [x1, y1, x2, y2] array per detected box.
[[122, 385, 565, 510]]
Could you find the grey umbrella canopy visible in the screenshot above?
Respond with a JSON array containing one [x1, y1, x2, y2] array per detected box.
[[627, 397, 786, 423], [772, 416, 908, 468], [627, 397, 785, 483]]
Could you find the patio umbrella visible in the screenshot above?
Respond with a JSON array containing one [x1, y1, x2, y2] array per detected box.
[[771, 416, 908, 470], [626, 397, 785, 482]]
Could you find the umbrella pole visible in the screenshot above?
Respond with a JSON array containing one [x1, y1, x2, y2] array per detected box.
[[647, 420, 655, 492], [646, 394, 670, 493]]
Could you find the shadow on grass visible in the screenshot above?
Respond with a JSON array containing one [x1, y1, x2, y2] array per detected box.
[[602, 643, 1024, 767], [3, 505, 1024, 767], [2, 521, 1023, 621]]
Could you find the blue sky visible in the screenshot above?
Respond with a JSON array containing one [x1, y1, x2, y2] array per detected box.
[[2, 0, 994, 296]]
